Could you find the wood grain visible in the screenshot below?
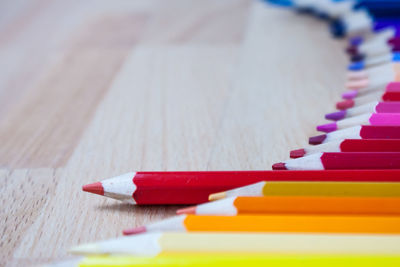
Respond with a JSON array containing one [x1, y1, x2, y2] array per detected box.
[[0, 0, 347, 265]]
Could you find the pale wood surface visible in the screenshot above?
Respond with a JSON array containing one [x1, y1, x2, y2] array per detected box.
[[0, 0, 347, 266]]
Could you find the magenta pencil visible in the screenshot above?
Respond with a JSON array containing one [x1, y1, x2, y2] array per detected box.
[[273, 152, 400, 170], [325, 102, 400, 121], [309, 126, 400, 145]]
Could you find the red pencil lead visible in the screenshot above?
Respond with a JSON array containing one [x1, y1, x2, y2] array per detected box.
[[336, 99, 355, 110], [82, 182, 104, 196], [123, 226, 146, 235], [290, 149, 306, 158], [272, 162, 287, 170]]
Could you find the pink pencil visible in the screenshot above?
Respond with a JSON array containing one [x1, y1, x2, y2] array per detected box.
[[346, 67, 394, 90], [317, 113, 400, 133], [325, 102, 400, 121]]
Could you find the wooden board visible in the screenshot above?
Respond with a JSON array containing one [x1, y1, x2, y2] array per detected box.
[[0, 0, 347, 265]]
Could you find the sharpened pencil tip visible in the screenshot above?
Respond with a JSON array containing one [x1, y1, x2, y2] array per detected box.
[[342, 90, 358, 99], [209, 192, 227, 202], [316, 122, 337, 133], [272, 162, 287, 170], [176, 206, 196, 215], [336, 99, 355, 110], [82, 182, 104, 196], [309, 134, 327, 145], [290, 149, 306, 158], [325, 110, 346, 121], [123, 226, 146, 235]]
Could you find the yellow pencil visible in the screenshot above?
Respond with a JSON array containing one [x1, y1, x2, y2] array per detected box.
[[209, 181, 400, 201], [79, 254, 400, 267]]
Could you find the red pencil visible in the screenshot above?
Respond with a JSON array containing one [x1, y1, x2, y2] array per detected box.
[[273, 152, 400, 170], [83, 170, 400, 205], [291, 139, 400, 158], [309, 125, 400, 145], [336, 89, 400, 110]]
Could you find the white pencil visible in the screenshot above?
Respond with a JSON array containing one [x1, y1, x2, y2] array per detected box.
[[70, 232, 400, 256]]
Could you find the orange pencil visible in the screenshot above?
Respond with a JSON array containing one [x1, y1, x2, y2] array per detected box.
[[123, 214, 400, 235], [176, 196, 400, 216]]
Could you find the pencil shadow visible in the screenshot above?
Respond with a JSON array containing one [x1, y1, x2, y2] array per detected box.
[[95, 203, 187, 215]]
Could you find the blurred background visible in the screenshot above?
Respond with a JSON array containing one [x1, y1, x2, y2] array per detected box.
[[0, 0, 251, 169]]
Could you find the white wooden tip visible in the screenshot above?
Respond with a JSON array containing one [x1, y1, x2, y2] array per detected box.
[[69, 243, 99, 255]]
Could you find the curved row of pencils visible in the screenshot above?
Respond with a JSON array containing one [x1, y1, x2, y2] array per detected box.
[[68, 1, 400, 266]]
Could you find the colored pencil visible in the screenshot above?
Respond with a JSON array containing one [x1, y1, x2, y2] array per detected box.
[[343, 83, 395, 100], [356, 36, 395, 58], [208, 181, 400, 201], [336, 90, 400, 110], [317, 113, 400, 133], [343, 73, 400, 97], [344, 78, 379, 92], [290, 139, 400, 158], [331, 10, 374, 37], [272, 152, 400, 170], [347, 28, 395, 57], [347, 63, 393, 81], [82, 170, 400, 204], [78, 254, 400, 267], [176, 196, 400, 216], [122, 214, 400, 235], [345, 72, 393, 91], [337, 82, 400, 108], [325, 102, 400, 121], [69, 232, 400, 256], [308, 125, 400, 145], [349, 52, 393, 69]]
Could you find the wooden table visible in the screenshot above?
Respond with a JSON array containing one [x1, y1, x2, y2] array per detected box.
[[0, 0, 347, 265]]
